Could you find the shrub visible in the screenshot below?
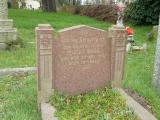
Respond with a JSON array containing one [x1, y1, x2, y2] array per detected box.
[[74, 5, 117, 23], [125, 0, 160, 25], [5, 37, 25, 50]]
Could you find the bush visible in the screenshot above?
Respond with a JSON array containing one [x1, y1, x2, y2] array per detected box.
[[125, 0, 160, 25], [73, 5, 117, 23]]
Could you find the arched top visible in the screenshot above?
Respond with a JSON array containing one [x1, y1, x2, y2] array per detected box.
[[58, 25, 105, 33]]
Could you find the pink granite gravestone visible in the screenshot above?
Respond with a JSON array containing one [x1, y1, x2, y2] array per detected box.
[[54, 25, 111, 95], [36, 24, 127, 105]]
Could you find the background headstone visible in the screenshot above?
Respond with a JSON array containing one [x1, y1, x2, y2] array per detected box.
[[153, 16, 160, 91], [0, 0, 17, 50]]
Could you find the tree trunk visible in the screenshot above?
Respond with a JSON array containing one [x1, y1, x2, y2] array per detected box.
[[42, 0, 57, 12], [153, 16, 160, 91], [13, 0, 18, 8]]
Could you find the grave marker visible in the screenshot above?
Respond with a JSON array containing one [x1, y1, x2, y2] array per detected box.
[[36, 24, 127, 105]]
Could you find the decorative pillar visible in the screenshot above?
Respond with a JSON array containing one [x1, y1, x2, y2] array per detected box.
[[0, 0, 17, 50], [109, 25, 127, 87], [36, 24, 54, 110]]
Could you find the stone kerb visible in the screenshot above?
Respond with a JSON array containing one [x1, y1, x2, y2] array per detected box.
[[36, 24, 127, 105]]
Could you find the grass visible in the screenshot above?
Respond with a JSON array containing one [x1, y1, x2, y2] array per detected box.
[[0, 9, 160, 119], [123, 25, 160, 119], [0, 9, 110, 68], [50, 88, 138, 120], [0, 75, 41, 120]]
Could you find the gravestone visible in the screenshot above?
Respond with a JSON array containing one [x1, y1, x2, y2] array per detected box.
[[36, 24, 127, 104], [0, 0, 17, 50], [153, 16, 160, 91]]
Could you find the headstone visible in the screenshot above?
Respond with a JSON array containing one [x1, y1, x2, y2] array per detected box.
[[0, 0, 17, 50], [54, 25, 111, 95], [153, 16, 160, 91], [36, 24, 127, 105]]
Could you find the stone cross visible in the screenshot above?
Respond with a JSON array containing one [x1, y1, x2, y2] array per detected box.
[[0, 0, 8, 20]]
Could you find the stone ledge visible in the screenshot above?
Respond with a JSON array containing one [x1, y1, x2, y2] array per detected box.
[[118, 88, 157, 120], [0, 67, 36, 77], [41, 103, 58, 120], [0, 43, 7, 50]]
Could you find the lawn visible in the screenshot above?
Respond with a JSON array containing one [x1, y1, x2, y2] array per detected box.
[[0, 9, 160, 119], [0, 9, 110, 68], [0, 75, 41, 120], [0, 75, 137, 120], [123, 25, 160, 119]]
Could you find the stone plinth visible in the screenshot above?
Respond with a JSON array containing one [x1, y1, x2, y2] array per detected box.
[[0, 0, 17, 50]]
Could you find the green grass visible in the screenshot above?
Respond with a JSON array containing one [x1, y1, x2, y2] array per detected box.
[[0, 75, 41, 120], [0, 9, 110, 68], [1, 9, 160, 119], [123, 25, 160, 119], [50, 88, 138, 120]]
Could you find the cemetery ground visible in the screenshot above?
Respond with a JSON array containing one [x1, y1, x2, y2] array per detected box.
[[0, 9, 160, 119]]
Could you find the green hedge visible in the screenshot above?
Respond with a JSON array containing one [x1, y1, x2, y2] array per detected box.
[[125, 0, 160, 25]]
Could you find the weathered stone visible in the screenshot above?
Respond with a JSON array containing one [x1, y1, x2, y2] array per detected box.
[[153, 16, 160, 91], [0, 43, 7, 50], [0, 19, 13, 29], [0, 0, 17, 50], [109, 25, 127, 87], [36, 24, 127, 103], [0, 28, 17, 42], [54, 25, 111, 95], [41, 103, 58, 120], [153, 25, 158, 33], [36, 24, 54, 104], [0, 67, 36, 77], [118, 88, 157, 120]]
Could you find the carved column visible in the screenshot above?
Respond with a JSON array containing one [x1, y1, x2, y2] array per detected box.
[[109, 25, 127, 87], [36, 24, 54, 109]]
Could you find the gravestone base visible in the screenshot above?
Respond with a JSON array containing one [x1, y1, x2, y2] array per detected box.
[[0, 43, 7, 50], [0, 19, 13, 29], [0, 19, 17, 50]]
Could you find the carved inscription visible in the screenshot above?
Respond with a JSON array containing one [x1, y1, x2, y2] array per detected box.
[[59, 32, 106, 66], [55, 26, 111, 95]]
